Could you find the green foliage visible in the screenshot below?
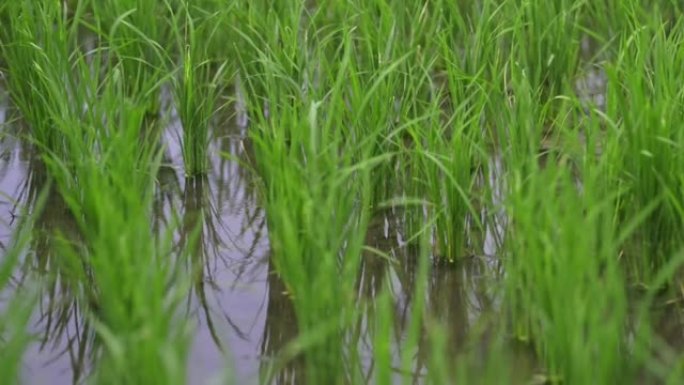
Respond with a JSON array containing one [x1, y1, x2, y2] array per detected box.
[[168, 0, 231, 176], [605, 20, 684, 277], [2, 1, 684, 385]]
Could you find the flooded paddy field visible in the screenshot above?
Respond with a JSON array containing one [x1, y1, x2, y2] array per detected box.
[[2, 1, 684, 385]]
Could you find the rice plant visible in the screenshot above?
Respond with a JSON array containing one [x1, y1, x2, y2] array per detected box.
[[604, 18, 684, 279], [168, 0, 230, 176], [0, 0, 86, 157], [42, 69, 192, 385]]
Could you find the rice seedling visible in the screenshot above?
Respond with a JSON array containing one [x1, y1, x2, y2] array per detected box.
[[407, 42, 489, 261], [508, 0, 585, 99], [41, 71, 192, 385], [0, 0, 86, 157], [241, 28, 387, 383], [89, 0, 173, 116], [503, 157, 631, 384], [168, 0, 230, 176]]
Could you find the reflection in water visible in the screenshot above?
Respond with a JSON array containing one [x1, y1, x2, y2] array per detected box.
[[0, 164, 92, 383], [167, 102, 272, 384], [26, 157, 95, 385], [259, 257, 303, 385], [181, 175, 224, 351]]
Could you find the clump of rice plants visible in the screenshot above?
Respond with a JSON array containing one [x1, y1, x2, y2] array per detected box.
[[508, 0, 585, 98], [604, 18, 684, 279], [43, 70, 192, 385], [168, 0, 230, 176], [0, 1, 86, 157], [242, 35, 381, 385], [504, 156, 630, 384], [1, 6, 193, 380], [90, 0, 173, 116]]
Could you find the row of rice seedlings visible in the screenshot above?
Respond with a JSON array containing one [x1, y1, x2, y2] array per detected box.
[[239, 3, 676, 383], [2, 0, 683, 383], [401, 0, 508, 262], [1, 0, 228, 176], [234, 2, 491, 381], [19, 157, 96, 383], [409, 32, 493, 261], [313, 0, 507, 261], [167, 0, 230, 176], [603, 18, 684, 280], [498, 6, 684, 374], [0, 12, 112, 380], [237, 5, 405, 377], [40, 66, 192, 384], [232, 2, 488, 383], [243, 32, 381, 383], [502, 96, 632, 384], [1, 3, 193, 382]]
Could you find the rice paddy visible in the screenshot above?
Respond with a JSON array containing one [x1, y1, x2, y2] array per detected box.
[[2, 1, 684, 384]]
